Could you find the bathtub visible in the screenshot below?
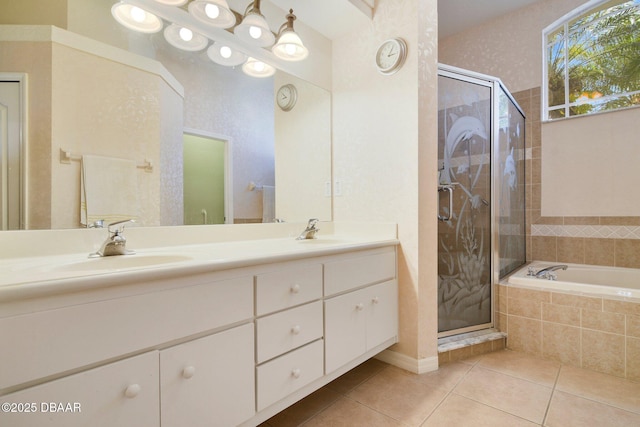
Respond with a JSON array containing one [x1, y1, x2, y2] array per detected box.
[[507, 262, 640, 299]]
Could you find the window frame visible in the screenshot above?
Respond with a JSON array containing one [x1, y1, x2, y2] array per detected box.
[[541, 0, 640, 121]]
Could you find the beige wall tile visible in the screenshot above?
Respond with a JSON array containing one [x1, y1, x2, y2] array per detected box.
[[601, 217, 640, 226], [449, 346, 474, 363], [492, 338, 506, 351], [557, 237, 585, 264], [582, 309, 625, 335], [564, 217, 600, 225], [542, 323, 581, 366], [531, 236, 556, 261], [615, 239, 640, 268], [627, 315, 640, 339], [507, 316, 542, 356], [542, 303, 580, 326], [603, 299, 640, 317], [509, 297, 542, 319], [438, 351, 450, 366], [498, 313, 508, 334], [584, 238, 615, 266], [551, 292, 602, 311], [627, 337, 640, 382], [509, 287, 551, 303], [582, 329, 625, 377]]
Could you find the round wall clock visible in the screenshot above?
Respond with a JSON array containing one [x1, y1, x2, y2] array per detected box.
[[375, 38, 407, 75], [276, 84, 298, 111]]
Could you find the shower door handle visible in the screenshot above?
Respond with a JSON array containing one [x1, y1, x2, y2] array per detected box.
[[438, 185, 454, 221]]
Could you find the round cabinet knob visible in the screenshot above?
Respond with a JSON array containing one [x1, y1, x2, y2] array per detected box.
[[356, 303, 365, 311], [182, 366, 196, 379], [290, 284, 301, 294], [291, 325, 301, 335], [372, 296, 380, 304], [124, 384, 141, 398], [291, 368, 301, 379]]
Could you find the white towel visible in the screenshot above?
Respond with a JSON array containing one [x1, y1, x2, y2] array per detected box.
[[80, 154, 140, 226], [262, 185, 275, 223]]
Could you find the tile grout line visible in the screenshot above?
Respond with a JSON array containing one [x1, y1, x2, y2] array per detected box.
[[541, 361, 563, 426]]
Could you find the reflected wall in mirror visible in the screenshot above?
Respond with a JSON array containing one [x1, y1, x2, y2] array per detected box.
[[0, 0, 332, 230]]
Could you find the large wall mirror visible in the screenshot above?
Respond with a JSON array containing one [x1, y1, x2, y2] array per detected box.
[[0, 0, 332, 230]]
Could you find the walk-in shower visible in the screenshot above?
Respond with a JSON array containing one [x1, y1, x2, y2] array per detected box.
[[437, 65, 526, 337]]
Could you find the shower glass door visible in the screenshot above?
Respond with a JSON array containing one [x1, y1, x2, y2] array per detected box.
[[437, 72, 493, 336]]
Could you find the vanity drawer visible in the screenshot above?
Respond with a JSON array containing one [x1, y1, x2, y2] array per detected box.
[[256, 339, 324, 411], [0, 275, 253, 390], [255, 263, 323, 315], [324, 248, 396, 296], [256, 301, 323, 363]]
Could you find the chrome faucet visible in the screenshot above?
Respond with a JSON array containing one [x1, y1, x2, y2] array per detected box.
[[527, 264, 568, 280], [91, 219, 135, 257], [296, 218, 320, 240]]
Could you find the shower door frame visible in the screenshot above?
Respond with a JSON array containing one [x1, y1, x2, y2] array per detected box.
[[437, 64, 526, 338]]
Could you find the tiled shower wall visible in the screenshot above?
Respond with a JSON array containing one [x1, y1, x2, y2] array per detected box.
[[512, 88, 640, 269]]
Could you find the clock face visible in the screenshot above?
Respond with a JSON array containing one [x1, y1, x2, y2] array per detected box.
[[375, 38, 407, 75], [277, 84, 297, 111]]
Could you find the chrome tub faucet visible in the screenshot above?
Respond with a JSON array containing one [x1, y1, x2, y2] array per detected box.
[[296, 218, 320, 240], [91, 219, 135, 257], [527, 264, 568, 280]]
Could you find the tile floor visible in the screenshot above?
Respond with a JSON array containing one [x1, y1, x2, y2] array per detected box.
[[261, 349, 640, 426]]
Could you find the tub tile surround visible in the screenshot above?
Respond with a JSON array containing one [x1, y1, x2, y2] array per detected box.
[[261, 349, 640, 426], [514, 88, 640, 269], [496, 282, 640, 381]]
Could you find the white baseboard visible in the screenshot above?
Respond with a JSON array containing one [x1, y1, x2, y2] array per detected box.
[[375, 349, 439, 374]]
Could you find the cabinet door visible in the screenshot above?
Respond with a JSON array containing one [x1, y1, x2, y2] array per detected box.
[[160, 323, 255, 427], [366, 280, 398, 349], [0, 351, 159, 427], [324, 289, 367, 374]]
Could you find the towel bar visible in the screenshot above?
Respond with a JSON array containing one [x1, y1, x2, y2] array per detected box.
[[59, 148, 153, 172]]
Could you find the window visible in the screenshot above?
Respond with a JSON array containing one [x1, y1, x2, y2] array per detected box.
[[543, 0, 640, 120]]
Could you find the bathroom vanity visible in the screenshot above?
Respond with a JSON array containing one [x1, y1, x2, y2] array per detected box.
[[0, 223, 398, 426]]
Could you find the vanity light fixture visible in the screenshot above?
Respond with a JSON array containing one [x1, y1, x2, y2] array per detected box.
[[207, 42, 247, 66], [188, 0, 236, 29], [111, 2, 163, 34], [164, 24, 209, 51], [234, 0, 275, 48], [242, 57, 276, 78], [272, 9, 308, 61]]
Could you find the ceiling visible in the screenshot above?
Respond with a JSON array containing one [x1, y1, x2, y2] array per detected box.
[[257, 0, 545, 41]]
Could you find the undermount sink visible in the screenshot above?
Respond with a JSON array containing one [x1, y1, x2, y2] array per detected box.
[[48, 254, 194, 272]]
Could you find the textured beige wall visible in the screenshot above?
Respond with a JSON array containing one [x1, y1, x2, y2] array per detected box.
[[439, 0, 586, 93], [333, 0, 439, 364]]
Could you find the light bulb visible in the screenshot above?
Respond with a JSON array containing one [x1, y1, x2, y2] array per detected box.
[[254, 61, 265, 72], [220, 46, 232, 59], [205, 3, 220, 19], [130, 6, 146, 23], [285, 44, 296, 55], [179, 28, 193, 41], [249, 26, 262, 39]]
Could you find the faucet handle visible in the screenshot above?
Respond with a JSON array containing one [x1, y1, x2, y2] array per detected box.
[[307, 218, 319, 228], [108, 219, 135, 235]]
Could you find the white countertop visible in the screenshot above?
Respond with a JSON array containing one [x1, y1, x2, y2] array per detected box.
[[0, 222, 398, 302]]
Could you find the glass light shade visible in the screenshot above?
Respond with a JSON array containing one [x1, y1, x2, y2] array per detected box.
[[188, 0, 236, 29], [153, 0, 188, 5], [242, 57, 276, 78], [111, 3, 163, 34], [207, 43, 247, 67], [272, 30, 308, 61], [235, 12, 275, 47], [164, 24, 209, 51]]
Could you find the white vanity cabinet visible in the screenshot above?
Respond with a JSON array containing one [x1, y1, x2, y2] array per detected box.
[[254, 263, 325, 411], [160, 323, 255, 427], [324, 248, 398, 374], [1, 236, 398, 427], [0, 351, 159, 427]]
